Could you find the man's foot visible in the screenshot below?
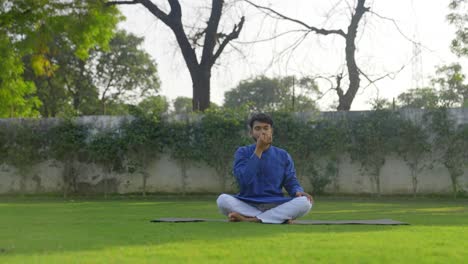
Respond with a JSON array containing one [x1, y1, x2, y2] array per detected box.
[[228, 212, 261, 223], [228, 212, 241, 222]]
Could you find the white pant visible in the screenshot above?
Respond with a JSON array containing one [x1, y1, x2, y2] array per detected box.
[[216, 194, 312, 224]]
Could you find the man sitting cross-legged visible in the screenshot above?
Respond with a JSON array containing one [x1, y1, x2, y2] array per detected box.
[[217, 113, 313, 224]]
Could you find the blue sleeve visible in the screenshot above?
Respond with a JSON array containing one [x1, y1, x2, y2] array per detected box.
[[233, 147, 261, 188], [283, 153, 304, 197]]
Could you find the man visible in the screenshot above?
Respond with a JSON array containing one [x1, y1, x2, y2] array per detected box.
[[217, 113, 313, 224]]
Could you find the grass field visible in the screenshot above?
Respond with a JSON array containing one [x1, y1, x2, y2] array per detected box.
[[0, 195, 467, 263]]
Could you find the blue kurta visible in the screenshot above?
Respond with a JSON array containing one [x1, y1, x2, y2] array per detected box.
[[232, 144, 304, 204]]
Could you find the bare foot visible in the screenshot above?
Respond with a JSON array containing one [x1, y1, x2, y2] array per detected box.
[[228, 212, 261, 223], [228, 212, 240, 222]]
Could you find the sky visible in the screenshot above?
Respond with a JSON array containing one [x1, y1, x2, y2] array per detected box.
[[117, 0, 467, 110]]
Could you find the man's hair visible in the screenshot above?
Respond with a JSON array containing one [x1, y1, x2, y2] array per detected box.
[[248, 113, 274, 129]]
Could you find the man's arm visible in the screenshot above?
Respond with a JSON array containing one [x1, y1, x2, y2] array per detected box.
[[233, 147, 261, 187], [283, 153, 305, 196], [282, 153, 314, 203], [233, 132, 272, 186]]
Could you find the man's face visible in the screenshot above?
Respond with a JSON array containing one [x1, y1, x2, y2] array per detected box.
[[250, 121, 273, 142]]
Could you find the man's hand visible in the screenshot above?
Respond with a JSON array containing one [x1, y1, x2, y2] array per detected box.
[[254, 132, 272, 158], [296, 191, 313, 204]]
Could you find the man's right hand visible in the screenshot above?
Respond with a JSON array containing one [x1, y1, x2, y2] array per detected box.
[[254, 132, 272, 158]]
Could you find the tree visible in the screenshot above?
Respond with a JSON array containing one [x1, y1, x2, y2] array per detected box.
[[432, 63, 468, 108], [396, 64, 468, 109], [135, 95, 169, 120], [87, 131, 126, 198], [165, 119, 201, 195], [224, 75, 319, 112], [0, 38, 41, 117], [396, 120, 431, 196], [246, 0, 370, 111], [397, 87, 439, 109], [106, 0, 245, 112], [121, 116, 165, 196], [0, 0, 120, 117], [448, 0, 468, 56], [91, 30, 161, 114], [22, 35, 100, 117], [224, 76, 288, 112], [47, 35, 100, 116], [425, 108, 468, 198], [349, 110, 401, 195], [369, 97, 393, 110], [22, 29, 161, 116], [173, 96, 193, 115]]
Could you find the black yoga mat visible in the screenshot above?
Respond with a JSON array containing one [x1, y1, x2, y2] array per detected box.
[[151, 218, 409, 225]]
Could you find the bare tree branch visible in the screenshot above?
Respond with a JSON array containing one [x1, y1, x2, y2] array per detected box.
[[233, 29, 309, 44], [107, 0, 244, 111], [335, 73, 344, 98], [285, 32, 311, 70], [358, 65, 406, 90], [309, 75, 339, 100], [201, 0, 224, 66], [212, 16, 245, 65], [244, 0, 371, 110], [106, 0, 138, 6], [369, 10, 422, 47], [267, 31, 311, 71], [244, 0, 346, 37], [106, 0, 172, 25]]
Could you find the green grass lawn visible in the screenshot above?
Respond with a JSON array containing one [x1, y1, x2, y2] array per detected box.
[[0, 195, 467, 263]]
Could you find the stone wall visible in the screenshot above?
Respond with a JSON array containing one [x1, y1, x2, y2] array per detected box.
[[0, 109, 467, 195]]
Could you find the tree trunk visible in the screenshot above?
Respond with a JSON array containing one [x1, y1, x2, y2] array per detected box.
[[447, 164, 463, 199], [63, 161, 70, 199], [107, 0, 244, 112], [71, 59, 87, 113], [449, 171, 458, 199], [142, 172, 147, 197], [191, 68, 211, 111], [410, 164, 418, 197], [180, 159, 187, 196], [375, 175, 380, 197], [333, 158, 340, 193], [104, 168, 110, 199], [19, 173, 27, 196], [451, 174, 457, 199], [336, 0, 367, 111], [372, 166, 381, 197], [336, 38, 360, 111], [141, 152, 147, 197]]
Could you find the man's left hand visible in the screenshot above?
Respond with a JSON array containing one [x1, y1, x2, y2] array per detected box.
[[296, 192, 313, 204]]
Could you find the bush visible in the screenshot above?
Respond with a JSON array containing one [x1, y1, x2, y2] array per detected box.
[[425, 108, 468, 197], [49, 120, 89, 197], [197, 107, 251, 192], [348, 110, 402, 195], [87, 130, 126, 197], [3, 120, 47, 193], [120, 116, 166, 196]]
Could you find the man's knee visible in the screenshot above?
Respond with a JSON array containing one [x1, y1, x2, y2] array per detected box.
[[294, 196, 312, 214], [216, 193, 231, 209]]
